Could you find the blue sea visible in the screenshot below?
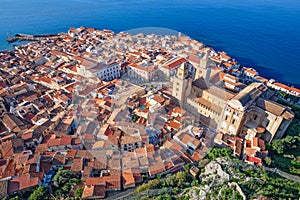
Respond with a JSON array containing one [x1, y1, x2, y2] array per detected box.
[[0, 0, 300, 87]]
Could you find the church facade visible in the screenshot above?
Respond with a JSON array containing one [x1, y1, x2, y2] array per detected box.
[[172, 51, 294, 143]]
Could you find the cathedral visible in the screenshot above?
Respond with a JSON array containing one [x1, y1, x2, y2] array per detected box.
[[172, 52, 294, 143]]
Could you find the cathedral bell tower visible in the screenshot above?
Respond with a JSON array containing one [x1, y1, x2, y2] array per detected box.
[[195, 51, 211, 84], [172, 62, 192, 106]]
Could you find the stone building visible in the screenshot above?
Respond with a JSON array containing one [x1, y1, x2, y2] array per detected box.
[[172, 62, 192, 107], [172, 52, 294, 143]]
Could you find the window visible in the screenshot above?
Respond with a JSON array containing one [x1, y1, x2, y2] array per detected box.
[[266, 121, 269, 127], [254, 114, 257, 120], [225, 115, 228, 120], [232, 119, 236, 124]]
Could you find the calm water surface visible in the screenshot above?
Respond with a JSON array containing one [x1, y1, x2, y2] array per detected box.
[[0, 0, 299, 86]]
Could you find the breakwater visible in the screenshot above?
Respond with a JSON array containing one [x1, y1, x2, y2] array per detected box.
[[6, 33, 62, 43]]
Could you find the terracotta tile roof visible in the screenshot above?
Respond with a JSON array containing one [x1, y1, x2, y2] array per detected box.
[[152, 94, 165, 104], [122, 171, 135, 187], [172, 107, 185, 115], [235, 140, 243, 156], [223, 62, 233, 69], [290, 87, 300, 94], [246, 155, 262, 164], [21, 132, 33, 140], [253, 137, 265, 150], [75, 150, 94, 160], [149, 161, 166, 176], [245, 68, 257, 75], [0, 121, 7, 135], [71, 158, 83, 172], [86, 177, 106, 185], [1, 113, 26, 133], [256, 98, 287, 116], [105, 174, 121, 190], [0, 134, 14, 142], [84, 134, 94, 141], [244, 147, 257, 156], [164, 159, 174, 170], [0, 179, 8, 196], [16, 152, 30, 165], [39, 161, 52, 174], [39, 76, 53, 84], [167, 119, 181, 130], [181, 134, 200, 148], [53, 154, 66, 165], [2, 159, 15, 178], [126, 168, 143, 183], [8, 174, 39, 193], [145, 144, 155, 153], [82, 185, 106, 199], [35, 143, 48, 153], [71, 138, 81, 145], [190, 151, 202, 161], [163, 57, 186, 69], [121, 135, 142, 145], [93, 159, 107, 170], [66, 150, 77, 158], [245, 140, 252, 148], [24, 112, 35, 121], [47, 135, 72, 147], [253, 137, 259, 147], [134, 147, 146, 155], [273, 82, 290, 91], [219, 52, 231, 60], [165, 140, 184, 153], [187, 52, 200, 64], [1, 140, 13, 158], [137, 155, 149, 166]]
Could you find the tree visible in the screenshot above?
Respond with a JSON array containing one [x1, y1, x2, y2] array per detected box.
[[155, 194, 172, 200], [52, 168, 81, 197], [191, 180, 199, 187], [29, 186, 48, 200], [207, 148, 232, 160], [271, 136, 300, 155], [183, 163, 190, 172], [270, 139, 284, 154], [165, 174, 175, 187], [75, 188, 83, 198], [175, 171, 188, 187], [157, 174, 161, 180], [264, 157, 272, 166]]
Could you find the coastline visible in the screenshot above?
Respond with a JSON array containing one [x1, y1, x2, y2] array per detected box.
[[0, 25, 299, 199], [2, 28, 300, 91]]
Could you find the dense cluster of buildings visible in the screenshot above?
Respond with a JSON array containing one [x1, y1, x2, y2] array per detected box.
[[0, 26, 297, 198], [171, 50, 295, 166]]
